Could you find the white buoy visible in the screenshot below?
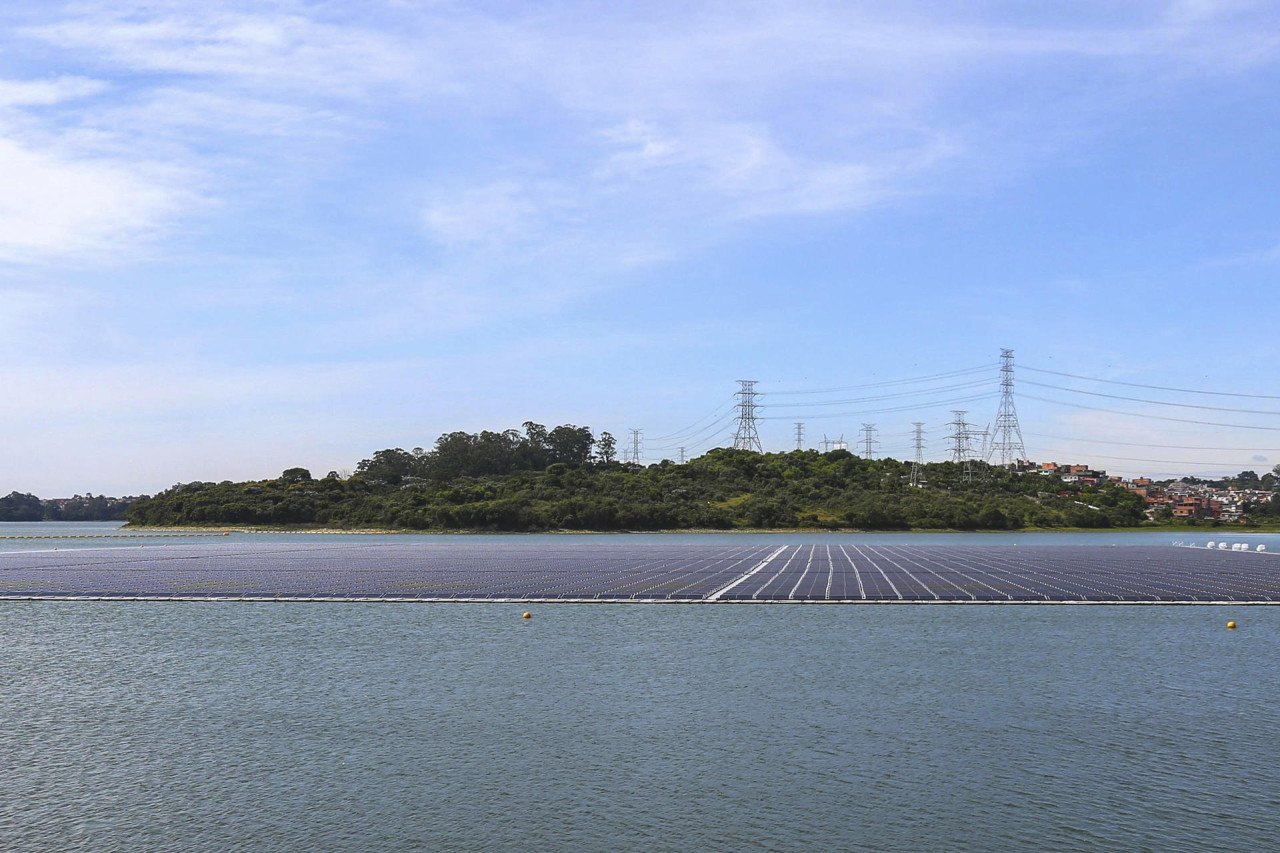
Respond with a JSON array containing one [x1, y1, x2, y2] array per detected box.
[[1207, 541, 1216, 549], [1257, 545, 1266, 552], [1219, 542, 1229, 550]]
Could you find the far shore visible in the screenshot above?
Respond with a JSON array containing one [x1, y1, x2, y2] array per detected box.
[[110, 523, 1280, 535]]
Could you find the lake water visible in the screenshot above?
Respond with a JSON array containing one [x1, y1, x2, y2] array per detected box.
[[3, 524, 1279, 850], [1, 519, 1274, 550]]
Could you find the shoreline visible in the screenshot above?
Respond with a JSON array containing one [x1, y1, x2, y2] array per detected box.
[[108, 523, 1280, 535]]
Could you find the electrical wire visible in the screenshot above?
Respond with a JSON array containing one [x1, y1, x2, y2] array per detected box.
[[762, 378, 994, 409], [766, 364, 997, 396], [647, 418, 737, 452], [1047, 452, 1267, 468], [1023, 365, 1280, 400], [1022, 393, 1280, 432], [679, 428, 736, 456], [646, 396, 738, 442], [1026, 432, 1280, 453], [1021, 380, 1280, 416], [763, 392, 999, 421]]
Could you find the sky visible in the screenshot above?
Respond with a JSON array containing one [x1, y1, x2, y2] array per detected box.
[[2, 0, 1279, 495]]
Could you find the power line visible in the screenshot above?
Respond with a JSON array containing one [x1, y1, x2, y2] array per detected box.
[[764, 391, 1000, 421], [680, 425, 739, 455], [646, 414, 735, 451], [762, 378, 993, 409], [1022, 365, 1280, 400], [1022, 393, 1280, 432], [768, 364, 996, 396], [1026, 432, 1280, 452], [1021, 379, 1280, 416], [647, 395, 739, 442], [1059, 452, 1271, 468]]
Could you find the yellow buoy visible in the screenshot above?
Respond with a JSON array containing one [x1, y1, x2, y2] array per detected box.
[[522, 612, 532, 619], [1227, 621, 1237, 630]]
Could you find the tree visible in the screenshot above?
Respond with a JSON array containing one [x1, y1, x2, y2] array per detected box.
[[547, 424, 594, 467], [281, 467, 312, 484], [596, 431, 617, 464], [0, 492, 44, 522], [521, 422, 550, 469], [355, 448, 417, 485]]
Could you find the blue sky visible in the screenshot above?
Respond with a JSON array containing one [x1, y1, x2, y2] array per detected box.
[[2, 0, 1279, 495]]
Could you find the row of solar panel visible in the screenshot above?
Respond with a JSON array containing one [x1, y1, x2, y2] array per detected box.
[[1, 543, 1278, 601]]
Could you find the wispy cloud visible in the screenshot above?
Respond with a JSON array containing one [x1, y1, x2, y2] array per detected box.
[[0, 75, 106, 106], [0, 134, 184, 263], [9, 1, 1277, 274], [23, 4, 419, 95]]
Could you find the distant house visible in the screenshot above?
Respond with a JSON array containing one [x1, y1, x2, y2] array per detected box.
[[1171, 497, 1221, 520]]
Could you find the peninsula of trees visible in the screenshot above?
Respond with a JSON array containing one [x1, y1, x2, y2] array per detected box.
[[123, 421, 1278, 531], [0, 492, 134, 522]]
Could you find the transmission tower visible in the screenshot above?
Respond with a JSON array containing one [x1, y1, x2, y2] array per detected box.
[[987, 348, 1028, 467], [860, 423, 879, 459], [732, 380, 763, 453], [794, 422, 805, 451], [910, 422, 926, 487], [677, 447, 686, 464], [949, 410, 985, 483], [627, 429, 643, 465]]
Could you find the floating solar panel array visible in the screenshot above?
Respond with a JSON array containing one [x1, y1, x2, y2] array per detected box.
[[0, 542, 1278, 602]]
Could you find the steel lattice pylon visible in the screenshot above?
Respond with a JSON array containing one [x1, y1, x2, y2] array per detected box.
[[987, 348, 1027, 467], [949, 410, 984, 482], [732, 380, 763, 453], [910, 422, 926, 487]]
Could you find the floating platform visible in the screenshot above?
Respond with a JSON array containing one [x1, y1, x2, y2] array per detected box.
[[0, 542, 1277, 603]]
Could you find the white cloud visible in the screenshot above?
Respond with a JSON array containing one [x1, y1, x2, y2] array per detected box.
[[422, 181, 566, 246], [0, 76, 106, 107], [0, 135, 182, 263], [24, 6, 419, 96], [11, 0, 1275, 275]]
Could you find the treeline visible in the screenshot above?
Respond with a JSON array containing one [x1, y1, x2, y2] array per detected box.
[[125, 422, 1155, 531], [354, 422, 613, 483], [0, 492, 135, 522]]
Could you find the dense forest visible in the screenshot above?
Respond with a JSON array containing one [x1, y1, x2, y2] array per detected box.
[[0, 492, 134, 522], [122, 421, 1181, 531]]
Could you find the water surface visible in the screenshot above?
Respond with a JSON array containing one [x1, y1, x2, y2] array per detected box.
[[2, 600, 1276, 851]]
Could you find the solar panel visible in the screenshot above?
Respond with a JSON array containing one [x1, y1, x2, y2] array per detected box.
[[0, 542, 1276, 602]]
